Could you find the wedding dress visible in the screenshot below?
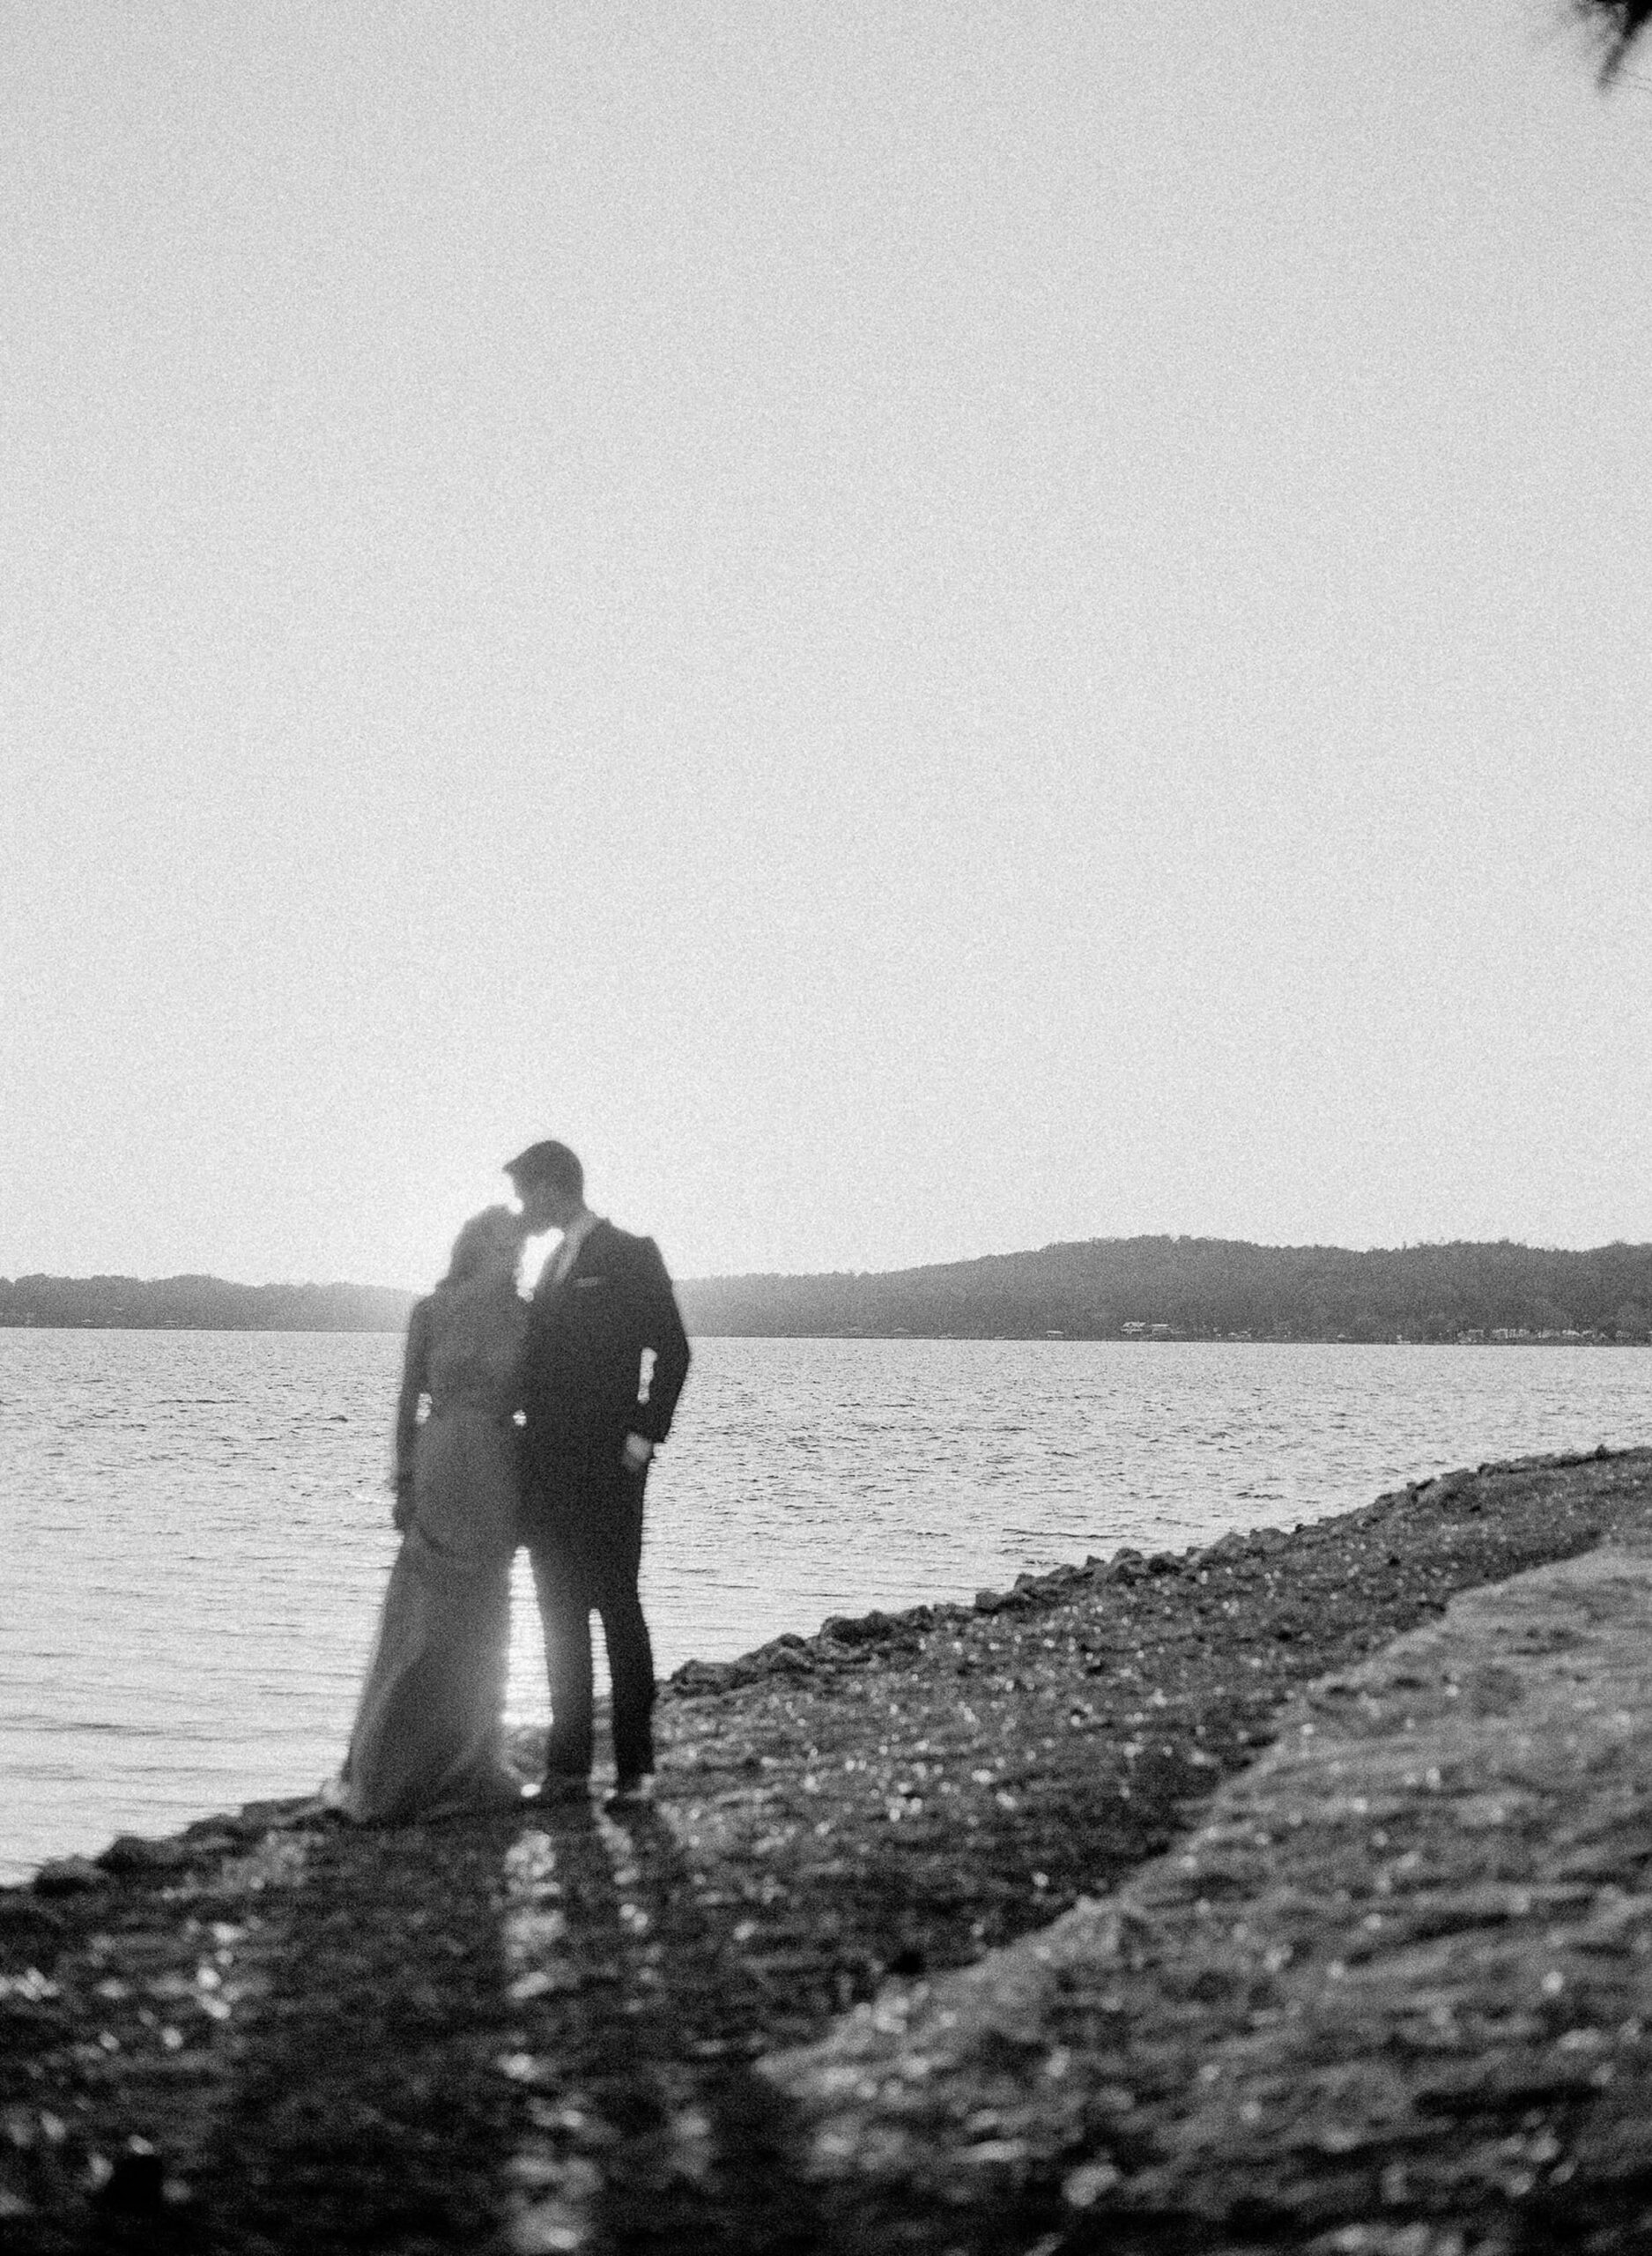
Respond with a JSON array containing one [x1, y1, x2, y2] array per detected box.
[[337, 1276, 527, 1822]]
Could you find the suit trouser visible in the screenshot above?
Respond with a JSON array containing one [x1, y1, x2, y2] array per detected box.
[[524, 1458, 656, 1780]]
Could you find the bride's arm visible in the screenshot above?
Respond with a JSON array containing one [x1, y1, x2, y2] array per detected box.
[[391, 1297, 433, 1527]]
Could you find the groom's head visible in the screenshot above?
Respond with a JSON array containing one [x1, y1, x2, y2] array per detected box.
[[506, 1139, 585, 1234]]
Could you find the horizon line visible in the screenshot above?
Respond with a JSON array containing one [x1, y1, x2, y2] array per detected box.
[[6, 1228, 1652, 1298]]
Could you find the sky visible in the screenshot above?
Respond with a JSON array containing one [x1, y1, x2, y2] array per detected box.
[[4, 1, 1650, 1290]]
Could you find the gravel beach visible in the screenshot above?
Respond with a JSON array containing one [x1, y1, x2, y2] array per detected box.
[[4, 1446, 1650, 2254]]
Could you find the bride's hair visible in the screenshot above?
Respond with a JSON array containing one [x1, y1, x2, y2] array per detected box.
[[441, 1205, 522, 1287]]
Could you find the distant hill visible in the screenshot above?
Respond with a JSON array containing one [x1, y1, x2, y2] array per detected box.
[[4, 1238, 1651, 1341], [676, 1236, 1652, 1344], [0, 1274, 416, 1332]]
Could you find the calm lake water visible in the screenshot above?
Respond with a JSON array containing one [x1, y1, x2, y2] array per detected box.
[[3, 1330, 1648, 1882]]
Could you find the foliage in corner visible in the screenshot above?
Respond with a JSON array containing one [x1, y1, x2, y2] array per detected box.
[[1576, 0, 1652, 81]]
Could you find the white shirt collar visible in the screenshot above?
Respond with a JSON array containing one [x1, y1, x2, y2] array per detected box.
[[549, 1208, 601, 1285]]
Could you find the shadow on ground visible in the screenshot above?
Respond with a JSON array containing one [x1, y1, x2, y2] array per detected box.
[[6, 1449, 1652, 2254]]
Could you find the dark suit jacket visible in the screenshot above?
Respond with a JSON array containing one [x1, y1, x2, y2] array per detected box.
[[517, 1220, 691, 1480]]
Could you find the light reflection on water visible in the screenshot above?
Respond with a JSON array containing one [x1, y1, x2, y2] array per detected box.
[[3, 1330, 1648, 1880]]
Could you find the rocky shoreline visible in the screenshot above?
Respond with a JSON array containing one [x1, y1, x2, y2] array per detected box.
[[4, 1446, 1651, 2252]]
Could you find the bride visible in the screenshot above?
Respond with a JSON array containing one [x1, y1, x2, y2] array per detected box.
[[335, 1205, 530, 1822]]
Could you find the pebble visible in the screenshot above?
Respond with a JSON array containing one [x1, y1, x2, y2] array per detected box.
[[32, 1858, 107, 1897]]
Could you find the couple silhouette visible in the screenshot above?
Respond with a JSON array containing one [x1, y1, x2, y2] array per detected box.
[[334, 1139, 691, 1822]]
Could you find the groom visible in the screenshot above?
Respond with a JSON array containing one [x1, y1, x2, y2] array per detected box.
[[507, 1139, 691, 1806]]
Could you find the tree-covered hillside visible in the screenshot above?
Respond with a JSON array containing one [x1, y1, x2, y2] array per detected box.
[[676, 1238, 1652, 1343], [0, 1275, 415, 1332], [4, 1240, 1649, 1340]]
